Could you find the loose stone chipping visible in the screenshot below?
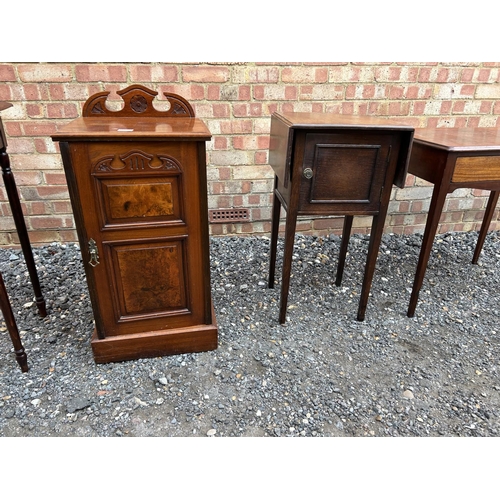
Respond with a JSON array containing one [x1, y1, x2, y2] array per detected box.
[[0, 231, 499, 437]]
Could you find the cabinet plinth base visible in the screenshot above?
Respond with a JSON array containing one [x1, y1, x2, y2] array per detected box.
[[90, 321, 218, 364]]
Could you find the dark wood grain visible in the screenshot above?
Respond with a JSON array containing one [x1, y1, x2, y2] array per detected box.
[[268, 112, 414, 323]]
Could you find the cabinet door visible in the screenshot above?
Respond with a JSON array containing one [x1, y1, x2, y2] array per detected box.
[[68, 140, 210, 338], [298, 131, 401, 215]]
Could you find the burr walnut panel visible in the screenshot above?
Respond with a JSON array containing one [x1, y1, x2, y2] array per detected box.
[[106, 181, 174, 219], [108, 239, 188, 318], [97, 176, 183, 228]]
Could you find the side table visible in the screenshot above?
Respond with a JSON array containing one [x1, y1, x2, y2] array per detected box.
[[268, 112, 414, 322], [407, 127, 500, 317]]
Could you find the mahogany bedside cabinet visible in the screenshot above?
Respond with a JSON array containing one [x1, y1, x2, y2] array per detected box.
[[52, 85, 217, 363], [407, 127, 500, 317], [267, 112, 414, 323]]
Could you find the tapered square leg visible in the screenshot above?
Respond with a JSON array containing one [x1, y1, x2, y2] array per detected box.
[[472, 190, 499, 264]]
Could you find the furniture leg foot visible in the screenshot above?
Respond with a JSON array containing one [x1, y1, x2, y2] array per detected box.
[[15, 349, 29, 372], [36, 297, 47, 317]]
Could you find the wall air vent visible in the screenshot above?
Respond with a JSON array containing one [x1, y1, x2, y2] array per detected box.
[[208, 208, 249, 223]]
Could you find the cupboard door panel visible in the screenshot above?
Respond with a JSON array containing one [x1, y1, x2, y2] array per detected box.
[[96, 175, 183, 228], [309, 144, 380, 202], [108, 239, 189, 318], [66, 141, 209, 337], [298, 132, 397, 214]]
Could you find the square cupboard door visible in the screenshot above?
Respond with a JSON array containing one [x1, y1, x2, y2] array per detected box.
[[298, 131, 401, 214]]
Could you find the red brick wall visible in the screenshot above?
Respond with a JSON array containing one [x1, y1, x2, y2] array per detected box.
[[1, 62, 499, 246]]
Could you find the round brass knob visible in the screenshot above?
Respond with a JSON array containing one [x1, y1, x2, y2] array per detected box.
[[303, 167, 313, 179]]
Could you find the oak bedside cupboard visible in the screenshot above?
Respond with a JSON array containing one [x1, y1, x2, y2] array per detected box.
[[268, 112, 414, 323], [52, 85, 217, 363]]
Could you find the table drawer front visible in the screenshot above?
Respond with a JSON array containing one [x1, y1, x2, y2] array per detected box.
[[453, 156, 500, 182]]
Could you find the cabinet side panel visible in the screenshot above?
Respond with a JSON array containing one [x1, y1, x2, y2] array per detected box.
[[60, 142, 106, 339], [196, 141, 213, 325], [269, 115, 293, 188]]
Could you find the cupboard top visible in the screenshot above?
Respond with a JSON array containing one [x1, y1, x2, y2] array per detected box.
[[413, 127, 500, 152], [52, 116, 212, 142], [270, 112, 414, 189], [272, 111, 414, 132]]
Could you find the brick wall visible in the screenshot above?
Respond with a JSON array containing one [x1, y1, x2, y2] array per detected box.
[[1, 62, 499, 246]]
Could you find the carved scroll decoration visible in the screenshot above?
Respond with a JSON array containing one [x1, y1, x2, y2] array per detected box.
[[93, 150, 182, 173], [82, 84, 195, 117]]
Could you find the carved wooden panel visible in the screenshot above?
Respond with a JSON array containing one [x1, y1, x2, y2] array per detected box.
[[82, 84, 195, 118], [107, 239, 188, 319], [92, 150, 182, 174]]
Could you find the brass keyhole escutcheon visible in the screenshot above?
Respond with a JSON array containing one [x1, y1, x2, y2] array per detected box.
[[88, 238, 100, 267], [303, 167, 313, 179]]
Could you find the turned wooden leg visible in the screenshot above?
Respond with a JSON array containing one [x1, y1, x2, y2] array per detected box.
[[0, 148, 47, 317], [408, 184, 448, 317], [335, 215, 353, 287], [0, 272, 28, 372], [472, 190, 499, 264], [268, 178, 282, 289]]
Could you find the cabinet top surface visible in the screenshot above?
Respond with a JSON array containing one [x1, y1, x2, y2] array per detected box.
[[273, 111, 414, 131], [414, 127, 500, 152], [52, 116, 212, 141]]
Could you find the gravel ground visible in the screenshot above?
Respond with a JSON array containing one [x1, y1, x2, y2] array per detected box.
[[1, 230, 500, 439]]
